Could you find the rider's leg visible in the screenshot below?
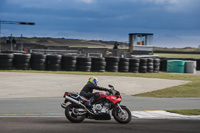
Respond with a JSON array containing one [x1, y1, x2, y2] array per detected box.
[[86, 93, 100, 106]]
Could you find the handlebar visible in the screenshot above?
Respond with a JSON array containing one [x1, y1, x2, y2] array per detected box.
[[107, 85, 120, 95]]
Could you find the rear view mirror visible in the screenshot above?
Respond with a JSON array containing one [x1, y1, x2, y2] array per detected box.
[[108, 84, 114, 89], [108, 85, 113, 88]]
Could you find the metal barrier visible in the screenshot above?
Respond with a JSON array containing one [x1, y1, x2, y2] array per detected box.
[[30, 49, 79, 55], [87, 53, 102, 57]]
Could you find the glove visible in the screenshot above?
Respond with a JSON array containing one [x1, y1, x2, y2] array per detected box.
[[116, 91, 120, 95], [107, 89, 113, 94]]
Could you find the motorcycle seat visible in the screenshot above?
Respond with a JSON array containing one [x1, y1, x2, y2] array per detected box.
[[64, 91, 79, 98], [70, 93, 79, 98]]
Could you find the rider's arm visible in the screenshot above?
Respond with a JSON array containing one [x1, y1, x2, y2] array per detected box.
[[92, 84, 109, 91]]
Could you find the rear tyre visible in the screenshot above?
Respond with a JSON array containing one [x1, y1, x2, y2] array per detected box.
[[112, 106, 131, 124], [65, 104, 86, 123]]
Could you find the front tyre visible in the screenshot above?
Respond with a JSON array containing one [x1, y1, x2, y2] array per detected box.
[[65, 104, 86, 123], [112, 106, 132, 124]]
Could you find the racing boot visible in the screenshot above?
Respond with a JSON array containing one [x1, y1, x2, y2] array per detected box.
[[85, 97, 94, 108]]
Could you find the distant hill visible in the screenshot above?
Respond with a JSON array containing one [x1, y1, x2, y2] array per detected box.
[[2, 37, 198, 52], [1, 37, 128, 49]]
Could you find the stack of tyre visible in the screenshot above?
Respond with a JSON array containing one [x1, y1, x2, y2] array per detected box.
[[105, 57, 119, 72], [129, 58, 140, 73], [0, 53, 14, 70], [14, 54, 31, 70], [61, 55, 77, 71], [91, 57, 106, 72], [147, 58, 154, 73], [139, 58, 148, 73], [196, 59, 200, 70], [76, 57, 91, 72], [160, 57, 167, 72], [46, 55, 61, 71], [30, 53, 46, 70], [154, 58, 160, 73], [118, 58, 129, 72]]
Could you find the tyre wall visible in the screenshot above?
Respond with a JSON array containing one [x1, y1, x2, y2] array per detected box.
[[129, 58, 140, 73], [105, 57, 120, 72], [118, 58, 129, 72], [30, 53, 46, 70], [61, 55, 77, 71], [139, 58, 147, 73], [46, 55, 61, 71], [147, 58, 154, 73], [0, 53, 163, 73], [154, 58, 160, 73], [196, 59, 200, 70], [160, 57, 167, 71], [91, 57, 106, 72], [76, 57, 91, 72], [0, 53, 14, 70], [14, 54, 31, 70]]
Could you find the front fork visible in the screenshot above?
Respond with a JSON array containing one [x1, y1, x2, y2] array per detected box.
[[117, 103, 125, 114]]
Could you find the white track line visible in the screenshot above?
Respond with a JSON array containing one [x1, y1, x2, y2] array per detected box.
[[131, 110, 200, 120]]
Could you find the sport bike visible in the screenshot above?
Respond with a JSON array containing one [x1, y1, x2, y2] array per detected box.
[[61, 85, 132, 124]]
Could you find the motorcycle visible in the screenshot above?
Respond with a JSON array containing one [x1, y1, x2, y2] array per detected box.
[[61, 85, 132, 124]]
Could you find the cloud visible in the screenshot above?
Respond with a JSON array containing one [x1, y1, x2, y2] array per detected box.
[[1, 0, 200, 47], [75, 0, 94, 4], [6, 0, 95, 9], [143, 0, 200, 13], [5, 0, 200, 14]]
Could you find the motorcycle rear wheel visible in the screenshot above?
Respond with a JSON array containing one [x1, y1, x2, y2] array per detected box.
[[65, 103, 86, 123], [112, 106, 132, 124]]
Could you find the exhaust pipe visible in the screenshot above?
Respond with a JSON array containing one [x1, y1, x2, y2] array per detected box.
[[65, 95, 94, 115], [65, 95, 81, 105]]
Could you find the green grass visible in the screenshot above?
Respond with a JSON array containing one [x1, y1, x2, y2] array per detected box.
[[154, 53, 200, 59], [153, 47, 199, 52], [167, 109, 200, 115], [1, 70, 200, 98]]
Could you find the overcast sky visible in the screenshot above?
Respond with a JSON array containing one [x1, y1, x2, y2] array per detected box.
[[0, 0, 200, 48]]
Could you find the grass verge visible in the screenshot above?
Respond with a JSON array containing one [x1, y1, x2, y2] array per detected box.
[[1, 70, 200, 98], [166, 109, 200, 115], [154, 53, 200, 59]]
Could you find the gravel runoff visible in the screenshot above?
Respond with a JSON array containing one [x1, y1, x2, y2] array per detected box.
[[0, 72, 190, 99]]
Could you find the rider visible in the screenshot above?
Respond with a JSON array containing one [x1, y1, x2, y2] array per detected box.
[[80, 76, 112, 107]]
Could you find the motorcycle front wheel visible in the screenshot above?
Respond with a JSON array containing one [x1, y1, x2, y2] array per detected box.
[[112, 106, 132, 124], [65, 103, 86, 123]]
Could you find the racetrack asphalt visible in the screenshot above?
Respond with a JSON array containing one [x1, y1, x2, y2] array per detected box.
[[0, 117, 200, 133], [0, 96, 200, 119]]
